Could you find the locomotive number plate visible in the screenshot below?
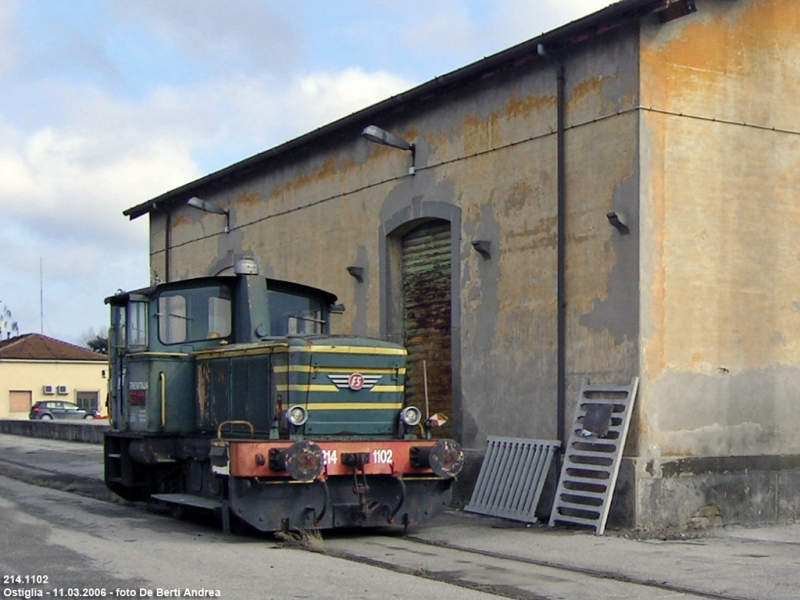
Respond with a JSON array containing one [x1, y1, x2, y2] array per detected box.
[[321, 448, 394, 465], [322, 449, 338, 465], [372, 448, 394, 464]]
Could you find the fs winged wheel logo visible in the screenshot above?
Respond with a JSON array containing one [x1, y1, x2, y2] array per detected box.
[[327, 373, 382, 391]]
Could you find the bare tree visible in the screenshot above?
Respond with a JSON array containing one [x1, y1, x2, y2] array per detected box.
[[0, 302, 19, 340], [81, 327, 109, 354]]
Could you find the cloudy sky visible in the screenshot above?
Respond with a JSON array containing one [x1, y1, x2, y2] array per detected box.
[[0, 0, 608, 346]]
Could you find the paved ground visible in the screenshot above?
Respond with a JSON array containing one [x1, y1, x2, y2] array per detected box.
[[1, 433, 798, 599]]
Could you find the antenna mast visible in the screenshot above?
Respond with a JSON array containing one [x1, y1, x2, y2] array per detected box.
[[40, 257, 43, 334]]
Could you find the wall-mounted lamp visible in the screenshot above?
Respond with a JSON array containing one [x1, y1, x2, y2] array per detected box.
[[187, 197, 230, 233], [607, 211, 630, 235], [346, 266, 364, 282], [361, 125, 416, 175], [471, 240, 492, 260]]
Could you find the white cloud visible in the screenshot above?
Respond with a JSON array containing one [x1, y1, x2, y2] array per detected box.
[[0, 66, 413, 232], [0, 116, 196, 243], [294, 68, 413, 127], [126, 67, 414, 171], [0, 81, 200, 342]]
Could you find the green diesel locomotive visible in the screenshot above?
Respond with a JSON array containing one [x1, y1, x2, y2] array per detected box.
[[104, 259, 463, 532]]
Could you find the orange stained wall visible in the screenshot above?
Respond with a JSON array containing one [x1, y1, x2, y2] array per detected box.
[[639, 0, 800, 458]]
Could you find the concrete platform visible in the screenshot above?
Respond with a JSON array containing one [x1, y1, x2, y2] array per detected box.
[[0, 418, 109, 443]]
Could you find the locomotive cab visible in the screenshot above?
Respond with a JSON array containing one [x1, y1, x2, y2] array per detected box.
[[106, 261, 334, 435]]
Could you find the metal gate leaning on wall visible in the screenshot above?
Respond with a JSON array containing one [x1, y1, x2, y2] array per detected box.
[[401, 219, 453, 437]]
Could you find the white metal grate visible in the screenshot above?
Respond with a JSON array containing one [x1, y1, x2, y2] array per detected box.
[[549, 377, 639, 535], [465, 436, 560, 523]]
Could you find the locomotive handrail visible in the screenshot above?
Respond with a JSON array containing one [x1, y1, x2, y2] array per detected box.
[[159, 372, 166, 429], [217, 420, 255, 439]]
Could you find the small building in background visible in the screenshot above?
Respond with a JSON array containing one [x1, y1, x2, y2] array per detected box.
[[0, 334, 108, 419]]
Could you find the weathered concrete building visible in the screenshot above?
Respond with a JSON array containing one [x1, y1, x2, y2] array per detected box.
[[124, 0, 800, 529]]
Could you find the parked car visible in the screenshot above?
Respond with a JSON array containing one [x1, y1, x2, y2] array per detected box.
[[29, 401, 99, 420]]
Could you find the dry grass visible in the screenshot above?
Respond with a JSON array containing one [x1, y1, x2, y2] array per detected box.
[[275, 527, 326, 552]]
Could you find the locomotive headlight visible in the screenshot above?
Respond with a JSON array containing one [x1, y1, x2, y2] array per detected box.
[[400, 406, 422, 427], [287, 405, 309, 426]]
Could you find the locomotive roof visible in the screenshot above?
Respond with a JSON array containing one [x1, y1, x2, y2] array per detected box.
[[192, 334, 407, 358], [104, 275, 338, 306]]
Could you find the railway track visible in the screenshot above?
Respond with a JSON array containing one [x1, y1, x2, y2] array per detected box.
[[321, 529, 751, 600], [0, 454, 115, 501]]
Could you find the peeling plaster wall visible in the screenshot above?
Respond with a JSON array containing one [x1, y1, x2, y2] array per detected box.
[[147, 28, 643, 455], [640, 0, 800, 458], [632, 0, 800, 528]]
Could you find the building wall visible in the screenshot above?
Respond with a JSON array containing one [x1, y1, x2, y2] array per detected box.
[[633, 0, 800, 527], [148, 26, 643, 454], [0, 361, 108, 419]]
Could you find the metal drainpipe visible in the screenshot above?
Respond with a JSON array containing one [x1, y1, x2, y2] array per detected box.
[[538, 44, 567, 449], [164, 210, 171, 283]]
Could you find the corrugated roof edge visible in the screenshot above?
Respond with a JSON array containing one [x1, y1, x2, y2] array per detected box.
[[124, 0, 669, 220]]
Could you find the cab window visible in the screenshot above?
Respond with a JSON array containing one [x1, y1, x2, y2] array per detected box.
[[128, 301, 147, 349], [157, 285, 232, 344], [268, 290, 326, 335], [113, 305, 127, 349]]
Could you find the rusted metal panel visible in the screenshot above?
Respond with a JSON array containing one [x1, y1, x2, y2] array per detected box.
[[196, 358, 231, 431], [230, 355, 272, 432], [196, 361, 211, 426], [197, 354, 274, 434], [402, 220, 452, 435]]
